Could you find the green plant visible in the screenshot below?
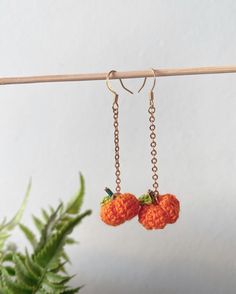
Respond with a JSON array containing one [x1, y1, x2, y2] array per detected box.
[[0, 180, 31, 261], [0, 174, 92, 293]]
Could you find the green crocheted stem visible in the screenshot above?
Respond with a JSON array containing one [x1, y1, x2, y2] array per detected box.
[[101, 187, 114, 205], [104, 187, 114, 197]]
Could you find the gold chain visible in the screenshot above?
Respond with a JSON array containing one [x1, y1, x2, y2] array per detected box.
[[148, 90, 159, 196], [113, 94, 121, 193]]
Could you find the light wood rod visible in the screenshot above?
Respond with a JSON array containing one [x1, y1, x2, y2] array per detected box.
[[0, 66, 236, 85]]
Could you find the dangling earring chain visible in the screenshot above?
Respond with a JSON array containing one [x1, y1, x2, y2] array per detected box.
[[113, 93, 121, 194], [100, 70, 140, 227], [148, 90, 159, 196], [138, 69, 180, 231], [105, 70, 141, 194], [102, 68, 180, 230]]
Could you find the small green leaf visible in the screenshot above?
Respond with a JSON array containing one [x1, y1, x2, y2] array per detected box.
[[50, 261, 67, 273], [138, 194, 153, 205], [25, 250, 43, 278], [1, 252, 13, 262], [61, 250, 71, 264], [13, 254, 37, 287], [41, 209, 50, 222], [100, 196, 111, 205], [63, 285, 84, 293], [1, 268, 32, 294], [32, 215, 44, 232], [65, 238, 77, 245], [19, 224, 37, 249], [4, 266, 15, 276], [46, 272, 74, 285]]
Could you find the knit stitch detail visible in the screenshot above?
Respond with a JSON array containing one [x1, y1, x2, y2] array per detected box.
[[138, 204, 168, 230], [100, 193, 139, 226]]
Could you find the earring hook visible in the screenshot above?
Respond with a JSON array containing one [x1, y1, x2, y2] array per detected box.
[[106, 70, 149, 95], [106, 70, 134, 96], [138, 77, 147, 93], [119, 79, 133, 94], [119, 76, 148, 95], [138, 68, 157, 93], [106, 70, 118, 97]]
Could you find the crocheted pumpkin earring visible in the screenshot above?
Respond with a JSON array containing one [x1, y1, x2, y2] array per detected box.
[[138, 69, 180, 230], [100, 70, 139, 226]]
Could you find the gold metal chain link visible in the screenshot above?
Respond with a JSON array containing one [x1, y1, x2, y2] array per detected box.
[[148, 90, 159, 196], [113, 94, 121, 193]]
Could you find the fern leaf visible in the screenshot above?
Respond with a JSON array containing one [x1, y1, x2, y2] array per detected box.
[[65, 238, 77, 245], [19, 224, 37, 249], [3, 266, 15, 276], [65, 173, 85, 214], [0, 180, 31, 251], [25, 250, 43, 279], [1, 268, 32, 294], [0, 286, 12, 294], [40, 276, 66, 293], [13, 254, 37, 287], [3, 179, 31, 231], [62, 285, 84, 293], [35, 204, 62, 255], [1, 252, 13, 263], [41, 209, 50, 222], [61, 250, 71, 264], [50, 261, 67, 273], [32, 216, 44, 232], [34, 210, 91, 268], [46, 272, 74, 285], [1, 179, 92, 293]]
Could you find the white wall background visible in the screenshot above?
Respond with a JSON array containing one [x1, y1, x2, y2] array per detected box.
[[0, 1, 236, 293]]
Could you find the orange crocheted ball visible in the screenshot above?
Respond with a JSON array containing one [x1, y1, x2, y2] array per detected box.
[[100, 188, 140, 226], [159, 194, 180, 224], [138, 204, 168, 230]]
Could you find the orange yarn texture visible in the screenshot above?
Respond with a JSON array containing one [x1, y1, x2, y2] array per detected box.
[[100, 188, 180, 229], [138, 193, 180, 230], [159, 194, 180, 224], [100, 193, 140, 226], [138, 204, 168, 230]]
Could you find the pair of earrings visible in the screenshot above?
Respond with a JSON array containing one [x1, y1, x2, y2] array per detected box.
[[100, 69, 180, 230]]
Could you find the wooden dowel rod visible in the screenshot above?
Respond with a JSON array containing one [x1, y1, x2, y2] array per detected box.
[[0, 66, 236, 85]]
